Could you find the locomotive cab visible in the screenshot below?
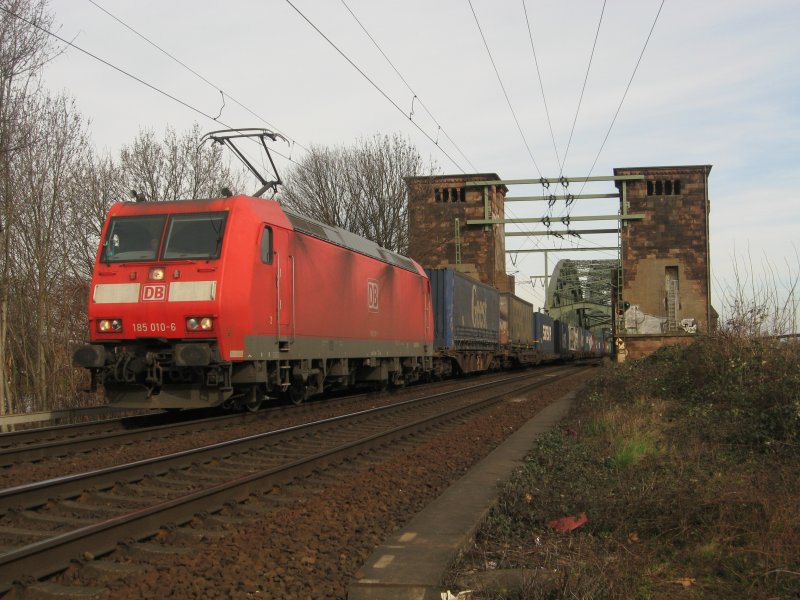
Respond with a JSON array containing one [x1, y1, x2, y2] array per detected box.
[[73, 196, 289, 410]]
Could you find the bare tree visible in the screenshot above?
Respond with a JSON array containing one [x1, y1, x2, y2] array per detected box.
[[0, 0, 56, 416], [0, 3, 253, 416], [118, 123, 247, 203], [6, 92, 91, 410], [281, 133, 437, 254], [718, 248, 800, 337], [280, 143, 360, 232], [70, 153, 122, 280]]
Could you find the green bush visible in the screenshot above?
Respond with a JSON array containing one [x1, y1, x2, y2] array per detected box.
[[590, 337, 800, 448]]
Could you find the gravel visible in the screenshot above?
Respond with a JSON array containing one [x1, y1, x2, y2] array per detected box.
[[9, 367, 598, 599]]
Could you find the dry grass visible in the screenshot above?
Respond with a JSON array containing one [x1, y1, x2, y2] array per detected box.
[[447, 336, 800, 599]]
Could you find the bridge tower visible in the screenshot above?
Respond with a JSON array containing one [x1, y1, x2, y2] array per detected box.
[[405, 173, 514, 292], [614, 165, 715, 359]]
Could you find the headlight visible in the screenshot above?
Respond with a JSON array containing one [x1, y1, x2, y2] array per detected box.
[[149, 267, 165, 281], [186, 317, 213, 331], [97, 319, 123, 333]]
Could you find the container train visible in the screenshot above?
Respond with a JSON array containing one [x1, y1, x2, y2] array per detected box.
[[73, 194, 605, 411]]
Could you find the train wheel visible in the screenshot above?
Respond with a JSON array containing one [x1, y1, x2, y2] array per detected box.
[[288, 378, 306, 405], [390, 371, 405, 388], [244, 386, 264, 413]]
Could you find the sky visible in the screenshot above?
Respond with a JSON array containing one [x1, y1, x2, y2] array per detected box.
[[41, 0, 800, 318]]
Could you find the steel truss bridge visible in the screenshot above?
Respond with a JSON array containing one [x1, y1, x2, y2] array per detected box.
[[544, 258, 618, 333], [459, 174, 644, 339]]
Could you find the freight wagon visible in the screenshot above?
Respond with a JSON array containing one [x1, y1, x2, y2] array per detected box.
[[533, 312, 557, 362], [499, 292, 537, 367], [425, 267, 500, 376]]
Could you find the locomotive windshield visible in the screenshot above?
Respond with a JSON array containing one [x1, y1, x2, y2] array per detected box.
[[162, 212, 227, 260], [101, 215, 166, 262], [101, 212, 227, 263]]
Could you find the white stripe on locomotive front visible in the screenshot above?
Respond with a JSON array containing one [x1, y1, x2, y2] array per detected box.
[[92, 281, 216, 303]]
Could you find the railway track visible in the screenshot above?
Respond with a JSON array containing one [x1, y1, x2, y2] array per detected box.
[[0, 366, 577, 594], [0, 395, 372, 466], [0, 370, 555, 486], [0, 411, 216, 468]]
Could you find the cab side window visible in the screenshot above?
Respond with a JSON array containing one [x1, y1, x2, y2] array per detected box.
[[260, 226, 273, 264]]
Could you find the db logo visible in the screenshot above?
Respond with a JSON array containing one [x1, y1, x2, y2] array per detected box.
[[141, 284, 167, 302], [367, 280, 379, 312]]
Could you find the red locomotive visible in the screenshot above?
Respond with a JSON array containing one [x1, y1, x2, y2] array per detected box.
[[73, 195, 433, 410]]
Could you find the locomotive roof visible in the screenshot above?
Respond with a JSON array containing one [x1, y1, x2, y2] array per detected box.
[[107, 196, 420, 274], [282, 208, 419, 274]]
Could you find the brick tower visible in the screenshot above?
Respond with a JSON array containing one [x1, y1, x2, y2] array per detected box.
[[405, 173, 514, 292], [614, 165, 714, 359]]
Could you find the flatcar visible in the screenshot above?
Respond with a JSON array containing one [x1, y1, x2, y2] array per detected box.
[[426, 267, 501, 376], [73, 195, 432, 410]]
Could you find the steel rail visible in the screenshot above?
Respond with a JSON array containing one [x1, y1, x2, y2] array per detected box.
[[0, 366, 581, 591], [0, 386, 402, 465], [0, 409, 263, 467], [0, 369, 560, 514], [0, 370, 533, 466]]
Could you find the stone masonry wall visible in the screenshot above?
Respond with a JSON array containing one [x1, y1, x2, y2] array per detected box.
[[406, 174, 512, 291], [615, 165, 712, 336]]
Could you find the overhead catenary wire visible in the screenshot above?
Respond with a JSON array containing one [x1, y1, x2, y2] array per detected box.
[[540, 0, 606, 229], [337, 0, 544, 258], [0, 4, 307, 179], [518, 0, 616, 270], [283, 0, 466, 173], [519, 0, 613, 254], [466, 0, 556, 263], [521, 0, 562, 174], [339, 0, 478, 173], [344, 0, 574, 262], [547, 0, 662, 306], [94, 0, 472, 181], [560, 0, 607, 178], [467, 0, 543, 180], [577, 0, 666, 196], [86, 0, 309, 157]]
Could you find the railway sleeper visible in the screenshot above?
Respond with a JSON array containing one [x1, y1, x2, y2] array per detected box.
[[83, 560, 150, 580]]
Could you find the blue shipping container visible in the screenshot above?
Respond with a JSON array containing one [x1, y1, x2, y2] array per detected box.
[[425, 268, 500, 350], [533, 312, 556, 357], [553, 320, 570, 356]]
